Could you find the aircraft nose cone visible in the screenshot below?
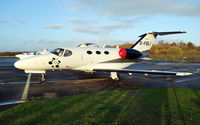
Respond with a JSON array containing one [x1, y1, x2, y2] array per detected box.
[[14, 60, 24, 69]]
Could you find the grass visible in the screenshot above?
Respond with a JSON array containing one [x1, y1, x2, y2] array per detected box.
[[1, 88, 200, 125]]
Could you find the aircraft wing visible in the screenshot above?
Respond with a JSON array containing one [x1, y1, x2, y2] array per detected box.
[[93, 69, 193, 76]]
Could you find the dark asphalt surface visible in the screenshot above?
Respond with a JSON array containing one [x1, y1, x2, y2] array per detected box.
[[0, 57, 200, 111]]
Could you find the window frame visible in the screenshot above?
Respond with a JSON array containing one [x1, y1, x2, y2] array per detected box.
[[96, 51, 101, 54], [104, 51, 109, 55], [87, 51, 92, 55]]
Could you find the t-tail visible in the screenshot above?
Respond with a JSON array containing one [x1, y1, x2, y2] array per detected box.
[[131, 31, 186, 52]]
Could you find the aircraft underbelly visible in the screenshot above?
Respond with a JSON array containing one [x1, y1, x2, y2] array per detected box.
[[94, 63, 135, 69], [75, 62, 135, 71]]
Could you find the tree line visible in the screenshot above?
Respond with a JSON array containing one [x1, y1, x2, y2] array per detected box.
[[0, 52, 23, 57], [149, 41, 200, 61], [0, 41, 200, 61]]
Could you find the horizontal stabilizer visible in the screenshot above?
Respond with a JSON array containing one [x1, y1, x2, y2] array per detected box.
[[144, 31, 187, 37], [94, 69, 193, 76]]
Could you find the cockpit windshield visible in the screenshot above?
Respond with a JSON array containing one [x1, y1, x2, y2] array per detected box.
[[64, 50, 72, 57], [50, 48, 64, 56]]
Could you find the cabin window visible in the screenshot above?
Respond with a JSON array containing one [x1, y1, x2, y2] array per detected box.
[[64, 50, 72, 57], [96, 51, 101, 54], [104, 51, 109, 55], [87, 51, 92, 54], [50, 48, 64, 56]]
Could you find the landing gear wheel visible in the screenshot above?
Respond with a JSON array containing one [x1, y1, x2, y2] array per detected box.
[[40, 73, 46, 83]]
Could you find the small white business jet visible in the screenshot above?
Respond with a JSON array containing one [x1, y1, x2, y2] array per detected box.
[[14, 31, 192, 83]]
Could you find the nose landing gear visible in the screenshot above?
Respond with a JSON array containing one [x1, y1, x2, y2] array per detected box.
[[40, 73, 46, 83]]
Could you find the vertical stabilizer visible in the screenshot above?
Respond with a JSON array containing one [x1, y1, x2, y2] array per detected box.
[[131, 31, 186, 52]]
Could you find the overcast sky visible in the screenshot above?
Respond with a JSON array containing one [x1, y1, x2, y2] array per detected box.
[[0, 0, 200, 51]]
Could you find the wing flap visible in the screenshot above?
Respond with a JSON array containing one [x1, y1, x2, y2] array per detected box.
[[93, 69, 192, 76]]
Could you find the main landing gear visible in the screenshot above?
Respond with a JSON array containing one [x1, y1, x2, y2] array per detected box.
[[110, 72, 120, 81]]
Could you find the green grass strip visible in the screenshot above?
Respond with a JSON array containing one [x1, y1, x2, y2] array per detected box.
[[1, 88, 200, 125]]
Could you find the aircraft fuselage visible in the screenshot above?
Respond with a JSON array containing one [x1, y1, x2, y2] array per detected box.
[[14, 47, 138, 73]]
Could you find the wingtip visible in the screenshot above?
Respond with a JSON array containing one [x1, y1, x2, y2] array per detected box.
[[176, 72, 193, 76], [181, 31, 187, 33]]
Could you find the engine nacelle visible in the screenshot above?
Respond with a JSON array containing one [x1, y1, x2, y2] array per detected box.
[[119, 48, 142, 59]]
